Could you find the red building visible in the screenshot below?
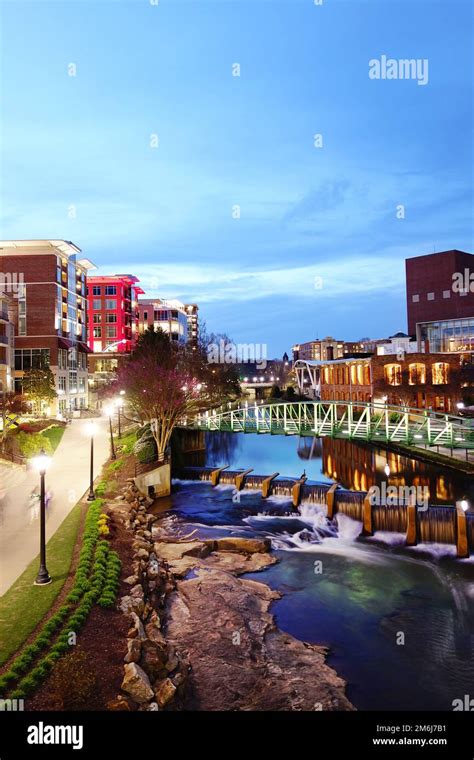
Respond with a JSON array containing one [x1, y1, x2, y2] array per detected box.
[[406, 249, 474, 336], [86, 274, 144, 353]]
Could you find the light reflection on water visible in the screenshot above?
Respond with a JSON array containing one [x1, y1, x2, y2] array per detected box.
[[168, 479, 474, 710], [201, 431, 474, 505]]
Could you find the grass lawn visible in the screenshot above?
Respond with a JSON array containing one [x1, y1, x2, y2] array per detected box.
[[0, 501, 83, 667], [41, 425, 66, 452]]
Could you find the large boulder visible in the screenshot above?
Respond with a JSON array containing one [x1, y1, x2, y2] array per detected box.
[[119, 595, 145, 617], [121, 663, 154, 704], [154, 541, 210, 561], [124, 638, 141, 664], [141, 639, 168, 680], [154, 677, 176, 709], [207, 537, 271, 554]]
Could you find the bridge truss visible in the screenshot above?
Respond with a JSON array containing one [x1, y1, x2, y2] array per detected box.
[[183, 401, 474, 455]]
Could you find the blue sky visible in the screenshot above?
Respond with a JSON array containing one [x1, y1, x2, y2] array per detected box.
[[1, 0, 472, 355]]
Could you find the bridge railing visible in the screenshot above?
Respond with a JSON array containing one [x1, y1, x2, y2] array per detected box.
[[183, 400, 474, 452]]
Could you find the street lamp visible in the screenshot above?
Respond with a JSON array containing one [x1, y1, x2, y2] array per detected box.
[[115, 396, 124, 438], [86, 421, 97, 501], [32, 449, 52, 586], [103, 404, 116, 460], [384, 463, 391, 478]]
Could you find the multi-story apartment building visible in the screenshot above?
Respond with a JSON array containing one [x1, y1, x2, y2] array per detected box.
[[138, 299, 188, 343], [184, 303, 199, 348], [292, 337, 345, 363], [0, 240, 93, 415], [86, 273, 144, 354], [406, 249, 474, 352], [0, 294, 14, 396]]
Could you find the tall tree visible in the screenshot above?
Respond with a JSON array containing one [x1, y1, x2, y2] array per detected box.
[[22, 367, 57, 412]]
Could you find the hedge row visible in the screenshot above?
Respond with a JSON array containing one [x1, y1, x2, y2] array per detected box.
[[0, 498, 107, 695]]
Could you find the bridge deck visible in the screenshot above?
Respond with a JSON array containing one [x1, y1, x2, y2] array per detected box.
[[180, 401, 474, 453]]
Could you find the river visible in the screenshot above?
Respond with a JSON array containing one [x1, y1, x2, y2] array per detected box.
[[167, 431, 474, 710]]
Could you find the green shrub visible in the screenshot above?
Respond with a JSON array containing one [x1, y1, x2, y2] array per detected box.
[[1, 498, 113, 697], [136, 423, 152, 441], [134, 437, 157, 463], [17, 432, 53, 459], [94, 481, 108, 497]]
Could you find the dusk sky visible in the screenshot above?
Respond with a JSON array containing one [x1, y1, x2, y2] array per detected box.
[[1, 0, 472, 355]]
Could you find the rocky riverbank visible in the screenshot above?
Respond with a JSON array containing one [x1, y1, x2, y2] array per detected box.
[[112, 479, 354, 712]]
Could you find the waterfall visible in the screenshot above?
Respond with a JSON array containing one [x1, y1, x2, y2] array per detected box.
[[419, 507, 456, 545]]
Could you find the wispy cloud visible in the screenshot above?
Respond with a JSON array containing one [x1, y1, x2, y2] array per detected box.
[[104, 255, 406, 304]]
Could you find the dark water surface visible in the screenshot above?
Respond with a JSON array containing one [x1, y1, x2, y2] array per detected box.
[[167, 432, 474, 710]]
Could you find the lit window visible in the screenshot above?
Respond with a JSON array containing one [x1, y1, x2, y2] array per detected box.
[[384, 364, 402, 386], [432, 362, 449, 385], [427, 292, 435, 301], [408, 363, 426, 385], [411, 294, 419, 303], [443, 290, 451, 299]]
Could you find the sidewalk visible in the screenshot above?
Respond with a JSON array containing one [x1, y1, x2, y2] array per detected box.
[[0, 417, 110, 595]]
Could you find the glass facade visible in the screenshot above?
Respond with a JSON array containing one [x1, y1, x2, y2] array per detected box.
[[14, 348, 50, 371], [418, 319, 474, 352]]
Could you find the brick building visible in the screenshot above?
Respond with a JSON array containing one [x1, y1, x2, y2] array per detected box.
[[296, 353, 469, 412], [406, 249, 474, 351], [0, 240, 94, 415], [0, 294, 14, 395]]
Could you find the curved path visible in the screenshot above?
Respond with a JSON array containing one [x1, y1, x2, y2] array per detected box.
[[0, 418, 110, 595]]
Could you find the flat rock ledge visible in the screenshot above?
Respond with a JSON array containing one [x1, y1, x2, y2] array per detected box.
[[111, 480, 353, 712], [155, 537, 354, 712]]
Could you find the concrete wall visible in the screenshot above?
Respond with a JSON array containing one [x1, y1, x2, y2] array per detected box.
[[134, 462, 171, 499]]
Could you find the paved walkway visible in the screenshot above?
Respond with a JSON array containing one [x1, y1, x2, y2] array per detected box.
[[0, 418, 110, 595]]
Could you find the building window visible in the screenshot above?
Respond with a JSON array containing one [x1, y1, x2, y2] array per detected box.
[[105, 285, 117, 296], [58, 349, 68, 370], [408, 363, 426, 385], [105, 313, 117, 323], [93, 299, 101, 310], [384, 364, 402, 386], [106, 325, 117, 338], [92, 286, 101, 296], [78, 376, 86, 393], [411, 294, 419, 303], [105, 299, 116, 310], [14, 348, 50, 371], [18, 290, 26, 336], [93, 314, 102, 323], [143, 311, 148, 321], [69, 371, 78, 393], [432, 362, 449, 385], [58, 375, 67, 392], [427, 292, 435, 301], [93, 326, 102, 338], [443, 290, 451, 299]]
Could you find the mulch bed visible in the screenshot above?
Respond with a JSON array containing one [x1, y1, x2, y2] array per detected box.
[[27, 455, 138, 711]]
